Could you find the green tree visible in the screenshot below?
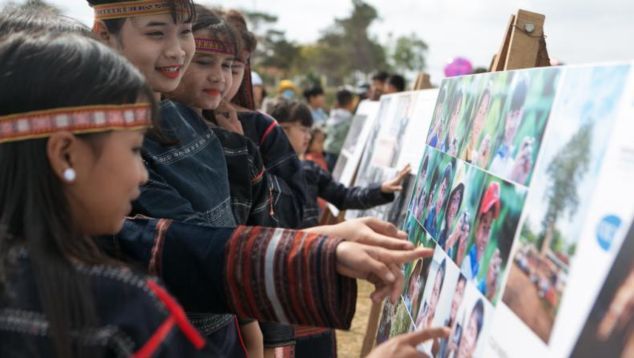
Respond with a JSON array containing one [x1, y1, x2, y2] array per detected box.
[[243, 10, 300, 76], [540, 122, 593, 254], [391, 33, 428, 72], [313, 0, 388, 84]]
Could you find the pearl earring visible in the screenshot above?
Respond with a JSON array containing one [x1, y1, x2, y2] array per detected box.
[[63, 168, 76, 183]]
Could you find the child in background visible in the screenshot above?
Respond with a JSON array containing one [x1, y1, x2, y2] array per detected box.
[[219, 8, 309, 229], [305, 125, 330, 211], [303, 85, 328, 125], [324, 88, 357, 171], [370, 70, 389, 100], [274, 100, 411, 228], [305, 125, 329, 172], [385, 74, 406, 94]]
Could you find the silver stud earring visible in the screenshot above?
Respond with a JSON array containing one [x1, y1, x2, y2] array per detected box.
[[63, 168, 76, 183]]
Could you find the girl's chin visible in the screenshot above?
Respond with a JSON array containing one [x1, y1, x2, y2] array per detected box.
[[150, 78, 181, 94]]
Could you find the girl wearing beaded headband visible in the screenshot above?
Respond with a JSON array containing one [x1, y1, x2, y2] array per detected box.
[[87, 2, 254, 356], [89, 0, 196, 96], [0, 31, 218, 357]]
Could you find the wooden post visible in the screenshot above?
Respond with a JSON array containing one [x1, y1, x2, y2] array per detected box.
[[490, 14, 516, 71], [412, 73, 433, 90], [360, 301, 383, 357], [490, 9, 551, 72]]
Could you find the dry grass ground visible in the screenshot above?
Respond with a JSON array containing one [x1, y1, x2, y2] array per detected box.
[[336, 280, 375, 358]]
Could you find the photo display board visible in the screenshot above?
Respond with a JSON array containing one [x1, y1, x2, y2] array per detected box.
[[329, 100, 380, 216], [344, 89, 439, 226], [376, 63, 634, 358]]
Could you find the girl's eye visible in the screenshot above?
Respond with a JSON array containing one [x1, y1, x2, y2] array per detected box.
[[146, 32, 163, 38], [181, 29, 192, 36], [132, 146, 142, 154], [196, 60, 212, 66]]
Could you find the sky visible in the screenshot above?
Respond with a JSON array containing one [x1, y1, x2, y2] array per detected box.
[[3, 0, 634, 85]]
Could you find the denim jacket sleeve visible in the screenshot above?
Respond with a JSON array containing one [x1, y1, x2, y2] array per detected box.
[[132, 162, 227, 227], [239, 112, 309, 228], [308, 161, 394, 210]]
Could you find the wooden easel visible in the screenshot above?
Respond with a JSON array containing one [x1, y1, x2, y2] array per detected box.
[[412, 73, 433, 90], [358, 9, 551, 358], [490, 9, 551, 71]]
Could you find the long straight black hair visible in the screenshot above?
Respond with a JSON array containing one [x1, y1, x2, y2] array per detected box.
[[0, 32, 156, 357]]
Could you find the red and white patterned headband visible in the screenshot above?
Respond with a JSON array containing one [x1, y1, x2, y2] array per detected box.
[[92, 0, 182, 20], [0, 103, 152, 144], [195, 37, 235, 56]]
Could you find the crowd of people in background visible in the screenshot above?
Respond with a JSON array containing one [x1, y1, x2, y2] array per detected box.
[[0, 1, 448, 358]]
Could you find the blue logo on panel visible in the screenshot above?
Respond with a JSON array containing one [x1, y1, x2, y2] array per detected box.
[[596, 215, 621, 251]]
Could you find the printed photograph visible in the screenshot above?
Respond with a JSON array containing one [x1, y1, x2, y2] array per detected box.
[[416, 277, 494, 358], [412, 248, 462, 331], [570, 221, 634, 358], [460, 175, 526, 303], [502, 64, 631, 343]]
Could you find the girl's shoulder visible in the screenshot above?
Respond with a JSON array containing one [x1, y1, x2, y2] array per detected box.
[[0, 251, 208, 357]]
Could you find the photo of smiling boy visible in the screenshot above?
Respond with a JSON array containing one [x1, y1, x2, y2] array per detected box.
[[461, 182, 500, 283]]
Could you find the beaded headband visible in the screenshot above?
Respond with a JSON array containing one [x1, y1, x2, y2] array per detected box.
[[0, 103, 152, 144], [92, 0, 182, 20], [195, 37, 235, 56]]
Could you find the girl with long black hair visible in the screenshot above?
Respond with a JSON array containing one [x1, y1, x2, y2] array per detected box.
[[0, 31, 210, 357]]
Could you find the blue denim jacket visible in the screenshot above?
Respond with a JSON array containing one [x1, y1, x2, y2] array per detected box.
[[129, 100, 240, 344], [133, 100, 236, 228]]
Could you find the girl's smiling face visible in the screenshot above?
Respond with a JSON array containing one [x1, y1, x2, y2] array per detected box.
[[101, 14, 195, 94], [168, 30, 234, 110]]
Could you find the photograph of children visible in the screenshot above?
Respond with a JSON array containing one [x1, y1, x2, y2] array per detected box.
[[413, 248, 455, 331], [421, 154, 457, 239], [570, 221, 634, 358], [354, 96, 392, 187], [436, 275, 468, 358], [426, 86, 447, 148], [439, 162, 486, 268], [427, 77, 475, 159], [501, 64, 631, 343], [386, 173, 415, 229], [340, 114, 368, 155], [348, 94, 418, 223], [376, 300, 397, 345], [370, 94, 413, 168], [461, 175, 527, 303], [460, 73, 510, 169], [486, 68, 561, 185], [404, 256, 434, 321], [418, 279, 494, 357], [408, 153, 432, 224], [389, 296, 415, 338], [409, 149, 440, 231]]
